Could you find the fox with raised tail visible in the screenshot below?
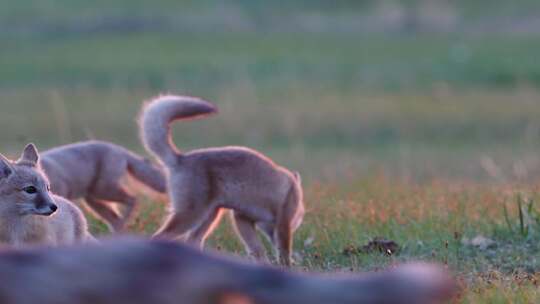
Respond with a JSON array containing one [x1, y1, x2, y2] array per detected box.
[[139, 95, 305, 265], [0, 144, 93, 247], [41, 140, 167, 232]]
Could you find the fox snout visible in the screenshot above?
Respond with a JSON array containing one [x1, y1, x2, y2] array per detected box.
[[35, 202, 58, 216], [34, 194, 58, 216], [40, 203, 57, 216]]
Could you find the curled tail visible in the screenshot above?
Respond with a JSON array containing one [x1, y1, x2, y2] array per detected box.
[[139, 95, 217, 166], [125, 152, 167, 193]]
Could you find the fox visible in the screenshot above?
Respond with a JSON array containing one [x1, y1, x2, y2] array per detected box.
[[0, 143, 94, 246], [0, 237, 456, 304], [139, 95, 305, 266], [40, 140, 167, 232]]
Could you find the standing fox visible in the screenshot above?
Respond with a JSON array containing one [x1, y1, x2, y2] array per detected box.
[[0, 144, 93, 246], [140, 95, 305, 265], [41, 140, 167, 232]]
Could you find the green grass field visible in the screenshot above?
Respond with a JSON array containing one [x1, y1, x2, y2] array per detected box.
[[2, 1, 540, 302]]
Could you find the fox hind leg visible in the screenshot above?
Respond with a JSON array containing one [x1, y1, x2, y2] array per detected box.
[[85, 197, 123, 232], [92, 184, 137, 232], [273, 197, 300, 266], [232, 212, 269, 262], [186, 208, 225, 248], [273, 219, 292, 266], [153, 207, 208, 240], [154, 178, 212, 240]]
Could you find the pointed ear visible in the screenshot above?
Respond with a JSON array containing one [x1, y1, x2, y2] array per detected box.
[[0, 154, 13, 179], [293, 171, 302, 184], [19, 143, 39, 166]]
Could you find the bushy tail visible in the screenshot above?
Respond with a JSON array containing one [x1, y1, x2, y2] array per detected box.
[[139, 95, 217, 166], [125, 152, 167, 193]]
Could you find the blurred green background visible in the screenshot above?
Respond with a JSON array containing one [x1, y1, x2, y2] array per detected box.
[[2, 0, 540, 182]]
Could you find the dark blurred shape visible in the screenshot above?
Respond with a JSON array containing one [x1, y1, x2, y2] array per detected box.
[[0, 237, 456, 304]]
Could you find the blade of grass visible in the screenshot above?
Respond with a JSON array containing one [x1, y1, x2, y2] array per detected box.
[[503, 202, 513, 233], [517, 195, 526, 237]]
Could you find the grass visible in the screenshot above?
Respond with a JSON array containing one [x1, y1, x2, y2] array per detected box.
[[3, 86, 540, 182], [3, 32, 540, 90], [87, 175, 540, 303], [3, 86, 540, 302]]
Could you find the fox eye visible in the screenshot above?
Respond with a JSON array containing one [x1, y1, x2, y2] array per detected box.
[[23, 186, 37, 194]]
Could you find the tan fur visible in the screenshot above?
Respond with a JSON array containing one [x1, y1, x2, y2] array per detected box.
[[40, 140, 166, 232], [0, 144, 93, 247], [0, 238, 456, 304], [139, 95, 305, 265]]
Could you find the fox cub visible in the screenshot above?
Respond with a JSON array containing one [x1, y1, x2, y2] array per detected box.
[[41, 140, 166, 232], [140, 95, 305, 266], [0, 144, 93, 247]]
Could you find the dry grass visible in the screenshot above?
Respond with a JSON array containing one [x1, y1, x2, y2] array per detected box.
[[78, 175, 540, 303]]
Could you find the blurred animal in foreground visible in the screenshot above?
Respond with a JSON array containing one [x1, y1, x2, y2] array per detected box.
[[0, 237, 455, 304], [0, 144, 93, 246], [41, 140, 166, 232], [140, 95, 305, 266]]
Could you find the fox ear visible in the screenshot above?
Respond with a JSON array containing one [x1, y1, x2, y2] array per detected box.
[[0, 154, 13, 179], [19, 143, 39, 166], [293, 171, 302, 184]]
